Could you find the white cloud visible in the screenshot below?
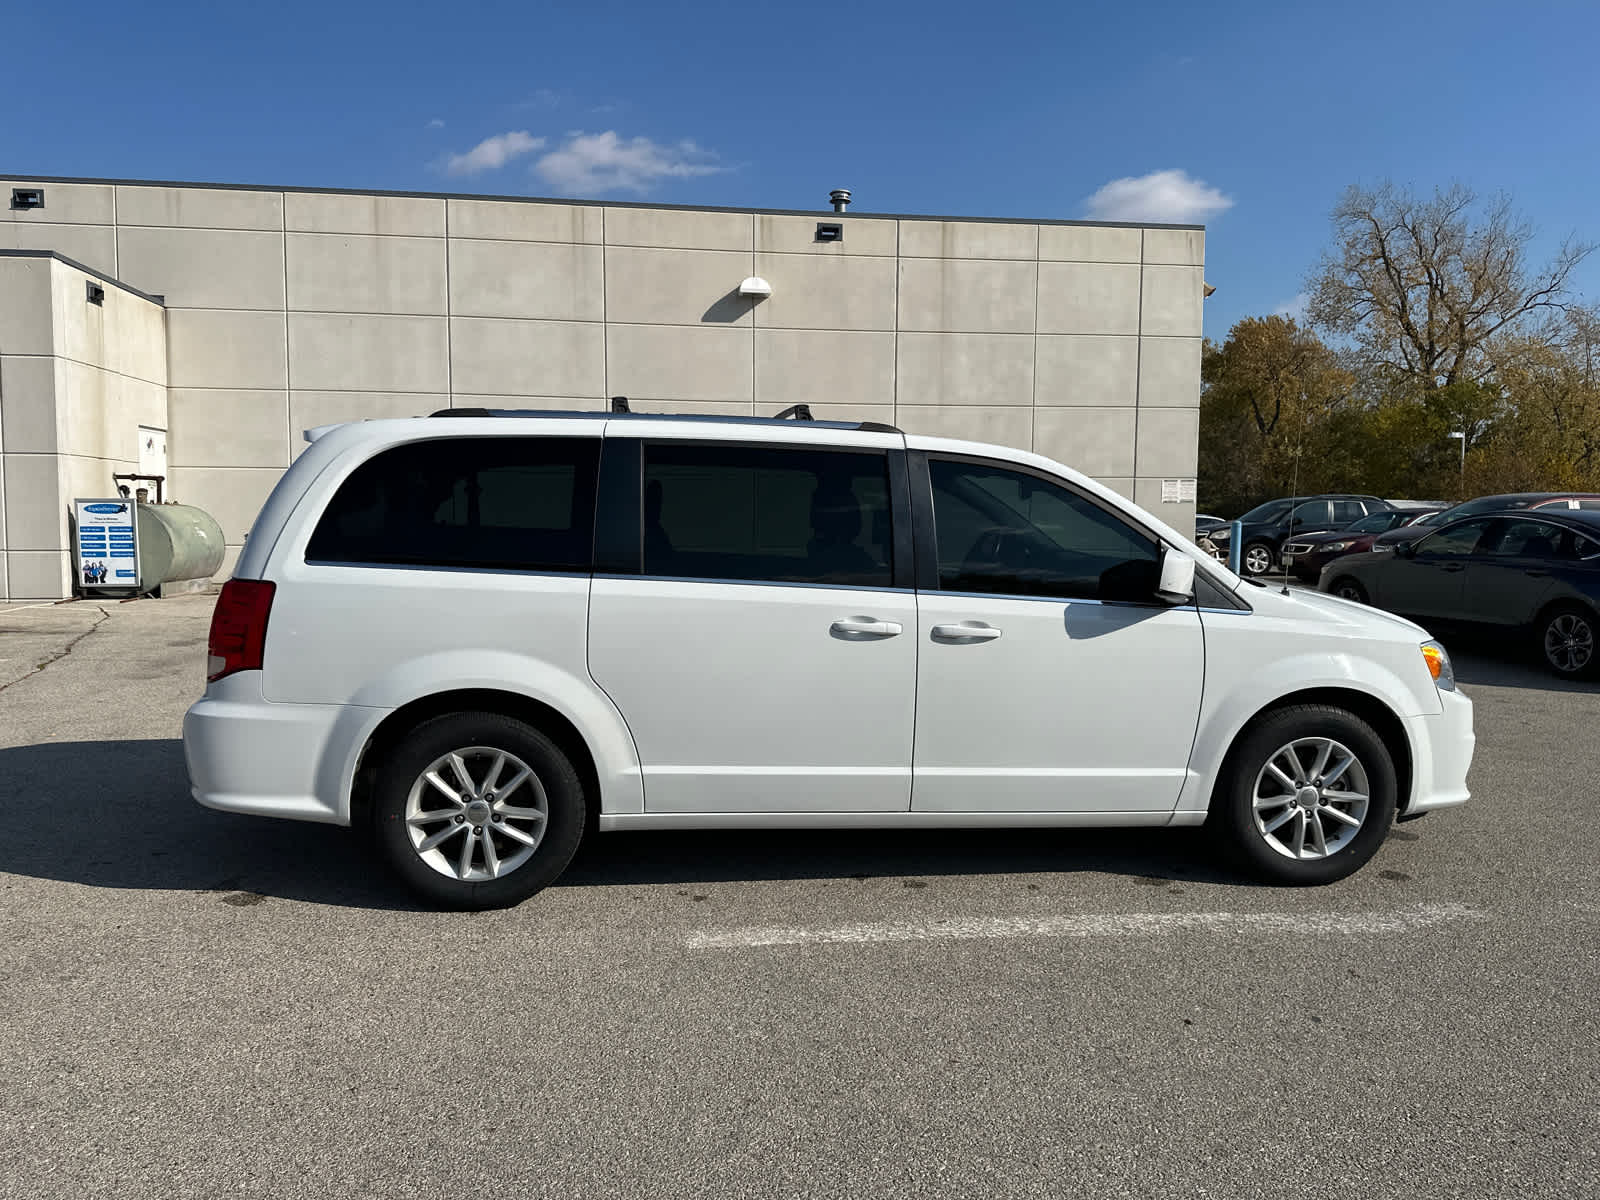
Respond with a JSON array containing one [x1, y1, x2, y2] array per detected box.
[[444, 130, 545, 176], [426, 118, 445, 130], [1083, 168, 1232, 224], [1273, 292, 1309, 322], [534, 131, 728, 195]]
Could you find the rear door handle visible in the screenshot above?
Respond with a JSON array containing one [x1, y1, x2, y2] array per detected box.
[[930, 622, 1002, 643], [830, 617, 903, 639]]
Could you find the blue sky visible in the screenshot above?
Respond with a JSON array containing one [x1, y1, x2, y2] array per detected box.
[[7, 0, 1600, 337]]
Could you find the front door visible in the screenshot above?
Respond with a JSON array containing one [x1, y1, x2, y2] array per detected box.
[[588, 437, 916, 813], [911, 455, 1204, 814], [1378, 516, 1495, 620], [1461, 517, 1567, 628]]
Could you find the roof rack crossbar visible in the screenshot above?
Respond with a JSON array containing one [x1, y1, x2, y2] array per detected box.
[[773, 404, 813, 421]]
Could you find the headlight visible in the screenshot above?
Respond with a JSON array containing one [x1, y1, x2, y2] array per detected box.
[[1211, 529, 1230, 541], [1324, 541, 1353, 552], [1421, 641, 1456, 691]]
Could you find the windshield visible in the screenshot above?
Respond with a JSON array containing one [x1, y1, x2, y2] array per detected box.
[[1408, 510, 1444, 527], [1347, 512, 1394, 533], [1238, 499, 1293, 523]]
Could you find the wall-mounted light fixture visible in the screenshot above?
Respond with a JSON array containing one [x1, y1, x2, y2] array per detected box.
[[11, 187, 44, 210], [85, 281, 105, 306], [738, 276, 772, 299], [815, 222, 843, 243]]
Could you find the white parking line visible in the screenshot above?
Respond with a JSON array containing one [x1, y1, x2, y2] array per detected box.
[[685, 903, 1483, 949]]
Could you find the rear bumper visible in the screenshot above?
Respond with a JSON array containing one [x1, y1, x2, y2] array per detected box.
[[183, 673, 376, 825], [1401, 687, 1474, 814]]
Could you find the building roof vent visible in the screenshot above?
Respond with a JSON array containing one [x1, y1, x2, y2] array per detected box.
[[829, 188, 851, 213]]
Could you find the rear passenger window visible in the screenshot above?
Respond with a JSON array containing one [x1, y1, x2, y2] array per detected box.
[[306, 437, 600, 572], [643, 443, 893, 587]]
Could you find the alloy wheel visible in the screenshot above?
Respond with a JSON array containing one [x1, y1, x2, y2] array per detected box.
[[1544, 613, 1595, 675], [1251, 737, 1371, 860], [1244, 544, 1273, 575], [404, 746, 549, 881]]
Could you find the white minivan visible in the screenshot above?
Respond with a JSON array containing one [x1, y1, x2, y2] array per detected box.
[[183, 409, 1474, 908]]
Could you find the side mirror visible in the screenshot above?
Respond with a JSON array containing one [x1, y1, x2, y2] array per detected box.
[[1156, 548, 1196, 605], [1397, 541, 1417, 559]]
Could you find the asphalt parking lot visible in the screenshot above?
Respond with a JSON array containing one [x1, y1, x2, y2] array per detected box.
[[1, 595, 1597, 1199]]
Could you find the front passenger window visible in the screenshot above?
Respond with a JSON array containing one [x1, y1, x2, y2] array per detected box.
[[928, 459, 1161, 603]]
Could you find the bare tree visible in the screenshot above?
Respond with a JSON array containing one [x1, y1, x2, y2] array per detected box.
[[1308, 182, 1594, 389]]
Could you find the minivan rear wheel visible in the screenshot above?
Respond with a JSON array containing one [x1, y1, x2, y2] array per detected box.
[[1208, 704, 1397, 885], [372, 712, 586, 909]]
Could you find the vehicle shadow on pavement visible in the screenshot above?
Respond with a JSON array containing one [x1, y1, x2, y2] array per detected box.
[[0, 738, 422, 911], [0, 738, 1244, 905], [1450, 647, 1598, 694]]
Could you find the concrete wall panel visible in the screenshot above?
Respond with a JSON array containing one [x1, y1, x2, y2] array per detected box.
[[895, 333, 1033, 407], [1137, 337, 1202, 407], [1036, 262, 1141, 334], [755, 214, 897, 256], [3, 454, 64, 549], [897, 258, 1037, 333], [898, 220, 1038, 260], [0, 257, 55, 354], [53, 362, 164, 461], [1134, 478, 1195, 535], [1034, 406, 1137, 477], [755, 329, 895, 411], [116, 185, 283, 230], [285, 191, 445, 237], [1038, 224, 1142, 263], [117, 226, 285, 310], [1035, 334, 1138, 407], [449, 317, 605, 398], [167, 466, 282, 544], [169, 390, 289, 469], [606, 324, 752, 403], [0, 222, 118, 276], [1136, 408, 1201, 476], [1142, 228, 1205, 266], [166, 310, 287, 390], [288, 313, 449, 392], [446, 199, 603, 244], [605, 247, 754, 327], [99, 290, 168, 387], [604, 206, 751, 251], [896, 405, 1034, 451], [287, 233, 447, 315], [450, 240, 605, 321], [1141, 265, 1205, 337], [2, 181, 114, 225], [752, 253, 897, 331], [6, 550, 70, 599], [0, 356, 59, 454]]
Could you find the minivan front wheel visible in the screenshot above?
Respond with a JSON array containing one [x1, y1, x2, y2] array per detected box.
[[1209, 704, 1397, 885], [1242, 541, 1275, 576], [373, 712, 586, 909]]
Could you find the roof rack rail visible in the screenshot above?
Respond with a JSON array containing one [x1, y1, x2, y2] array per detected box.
[[430, 407, 491, 417], [610, 396, 630, 412], [773, 404, 813, 421]]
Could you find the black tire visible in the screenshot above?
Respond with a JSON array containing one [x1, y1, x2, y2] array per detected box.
[[1241, 540, 1276, 576], [371, 711, 587, 910], [1207, 704, 1397, 885], [1536, 603, 1599, 680], [1329, 576, 1369, 604]]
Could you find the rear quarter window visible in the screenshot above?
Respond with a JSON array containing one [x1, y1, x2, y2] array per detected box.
[[306, 436, 601, 572]]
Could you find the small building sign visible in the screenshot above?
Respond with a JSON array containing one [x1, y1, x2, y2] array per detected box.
[[74, 499, 140, 591]]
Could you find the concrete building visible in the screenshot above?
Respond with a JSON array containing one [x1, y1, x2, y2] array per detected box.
[[0, 174, 1204, 600]]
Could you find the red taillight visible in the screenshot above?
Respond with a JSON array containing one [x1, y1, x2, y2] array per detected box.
[[207, 579, 276, 682]]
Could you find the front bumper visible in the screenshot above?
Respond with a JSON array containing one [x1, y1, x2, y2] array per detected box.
[[183, 673, 376, 825], [1401, 686, 1474, 814]]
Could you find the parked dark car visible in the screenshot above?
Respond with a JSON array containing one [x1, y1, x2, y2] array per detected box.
[[1369, 493, 1600, 554], [1319, 509, 1600, 678], [1194, 514, 1228, 539], [1282, 507, 1443, 582], [1208, 494, 1391, 576]]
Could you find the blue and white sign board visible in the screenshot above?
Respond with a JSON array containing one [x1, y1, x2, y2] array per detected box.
[[74, 498, 140, 592]]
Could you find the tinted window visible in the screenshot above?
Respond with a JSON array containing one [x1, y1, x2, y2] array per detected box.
[[1331, 500, 1367, 524], [1416, 517, 1495, 558], [306, 436, 599, 571], [1288, 501, 1332, 528], [1576, 500, 1600, 511], [643, 443, 892, 587], [929, 459, 1160, 602], [1239, 499, 1293, 523], [1349, 511, 1399, 534], [1485, 520, 1577, 561]]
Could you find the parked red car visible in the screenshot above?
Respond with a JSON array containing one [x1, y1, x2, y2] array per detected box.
[[1282, 509, 1441, 582]]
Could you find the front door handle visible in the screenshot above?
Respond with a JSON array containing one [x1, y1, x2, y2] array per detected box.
[[1439, 563, 1465, 573], [930, 621, 1002, 643], [830, 616, 903, 639]]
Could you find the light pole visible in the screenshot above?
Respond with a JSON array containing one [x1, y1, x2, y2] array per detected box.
[[1448, 430, 1466, 496]]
